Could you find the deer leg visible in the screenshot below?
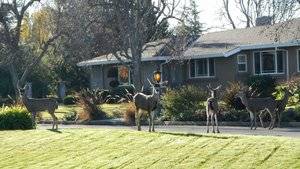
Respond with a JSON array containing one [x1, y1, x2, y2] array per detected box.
[[269, 111, 276, 130], [249, 112, 254, 130], [148, 111, 152, 132], [254, 113, 258, 130], [31, 112, 37, 123], [211, 114, 215, 133], [259, 111, 265, 128], [277, 112, 281, 128], [136, 109, 141, 131], [206, 114, 210, 133], [151, 111, 155, 132], [49, 112, 57, 130], [214, 113, 220, 133]]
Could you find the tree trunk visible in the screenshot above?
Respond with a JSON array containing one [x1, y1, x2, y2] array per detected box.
[[8, 64, 21, 99], [132, 58, 143, 92]]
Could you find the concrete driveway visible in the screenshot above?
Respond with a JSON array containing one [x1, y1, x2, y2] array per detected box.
[[38, 124, 300, 138]]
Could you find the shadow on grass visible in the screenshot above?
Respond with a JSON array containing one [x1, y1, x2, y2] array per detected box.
[[47, 129, 63, 133], [159, 131, 239, 139]]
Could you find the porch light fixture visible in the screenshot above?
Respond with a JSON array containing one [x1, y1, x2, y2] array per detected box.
[[153, 69, 161, 84]]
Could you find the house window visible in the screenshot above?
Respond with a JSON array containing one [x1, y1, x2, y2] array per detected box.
[[237, 54, 247, 72], [254, 50, 286, 75], [190, 58, 215, 78]]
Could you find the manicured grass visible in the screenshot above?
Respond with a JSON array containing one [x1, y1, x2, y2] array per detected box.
[[0, 129, 299, 169]]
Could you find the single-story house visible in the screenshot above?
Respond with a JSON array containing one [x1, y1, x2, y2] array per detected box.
[[78, 18, 300, 89]]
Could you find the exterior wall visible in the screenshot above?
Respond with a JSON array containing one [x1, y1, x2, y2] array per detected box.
[[88, 46, 300, 90], [180, 46, 300, 88], [182, 57, 236, 88], [89, 61, 163, 90], [90, 65, 105, 89]]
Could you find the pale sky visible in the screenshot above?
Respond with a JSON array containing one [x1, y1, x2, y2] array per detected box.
[[168, 0, 241, 32], [169, 0, 300, 32], [30, 0, 300, 33]]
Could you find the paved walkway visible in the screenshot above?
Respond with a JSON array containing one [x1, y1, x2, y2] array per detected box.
[[38, 124, 300, 138]]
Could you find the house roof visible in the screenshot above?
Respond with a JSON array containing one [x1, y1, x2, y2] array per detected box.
[[77, 39, 171, 67], [184, 18, 300, 58], [78, 18, 300, 67]]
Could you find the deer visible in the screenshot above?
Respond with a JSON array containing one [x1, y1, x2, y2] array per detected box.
[[206, 84, 222, 133], [259, 88, 293, 128], [20, 84, 59, 130], [235, 91, 277, 130], [133, 79, 159, 132]]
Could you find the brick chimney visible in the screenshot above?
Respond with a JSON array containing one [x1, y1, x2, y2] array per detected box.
[[256, 16, 273, 26]]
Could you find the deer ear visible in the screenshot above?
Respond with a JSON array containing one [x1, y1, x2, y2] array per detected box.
[[207, 84, 212, 90]]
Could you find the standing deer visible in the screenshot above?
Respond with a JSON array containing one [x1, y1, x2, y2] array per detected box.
[[235, 91, 277, 130], [20, 85, 59, 130], [259, 88, 293, 128], [206, 84, 222, 133], [133, 79, 159, 132]]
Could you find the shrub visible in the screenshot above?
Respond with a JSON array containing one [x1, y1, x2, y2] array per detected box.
[[63, 95, 76, 105], [162, 85, 207, 121], [222, 82, 246, 110], [281, 106, 300, 122], [124, 102, 136, 125], [63, 111, 77, 121], [246, 75, 277, 98], [219, 110, 249, 122], [105, 85, 135, 104], [0, 106, 35, 130]]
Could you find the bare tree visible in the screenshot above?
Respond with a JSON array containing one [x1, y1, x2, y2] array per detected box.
[[83, 0, 180, 91], [0, 1, 62, 98], [220, 0, 299, 29], [222, 0, 237, 29]]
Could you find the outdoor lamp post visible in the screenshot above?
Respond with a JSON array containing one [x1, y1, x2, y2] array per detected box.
[[153, 70, 161, 84]]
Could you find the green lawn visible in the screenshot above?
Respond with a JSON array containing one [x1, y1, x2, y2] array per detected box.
[[0, 129, 299, 169]]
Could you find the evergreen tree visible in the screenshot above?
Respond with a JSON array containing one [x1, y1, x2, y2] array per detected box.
[[186, 0, 202, 36], [175, 0, 202, 36]]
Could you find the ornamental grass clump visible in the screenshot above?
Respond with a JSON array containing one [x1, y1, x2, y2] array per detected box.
[[0, 106, 35, 130], [77, 89, 106, 120], [124, 102, 136, 125]]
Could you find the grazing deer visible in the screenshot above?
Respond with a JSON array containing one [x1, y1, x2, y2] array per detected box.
[[20, 85, 59, 130], [133, 79, 159, 132], [260, 88, 293, 128], [206, 84, 222, 133], [235, 91, 277, 130]]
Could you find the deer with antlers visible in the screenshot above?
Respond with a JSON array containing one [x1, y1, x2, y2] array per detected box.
[[20, 84, 59, 130], [235, 89, 278, 130], [133, 79, 159, 132], [206, 84, 222, 133]]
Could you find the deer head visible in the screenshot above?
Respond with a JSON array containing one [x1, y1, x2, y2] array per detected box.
[[207, 84, 222, 98], [19, 84, 30, 97], [147, 78, 159, 97]]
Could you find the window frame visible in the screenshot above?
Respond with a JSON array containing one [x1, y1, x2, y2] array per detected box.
[[189, 58, 215, 79], [237, 54, 248, 72], [253, 50, 286, 75]]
